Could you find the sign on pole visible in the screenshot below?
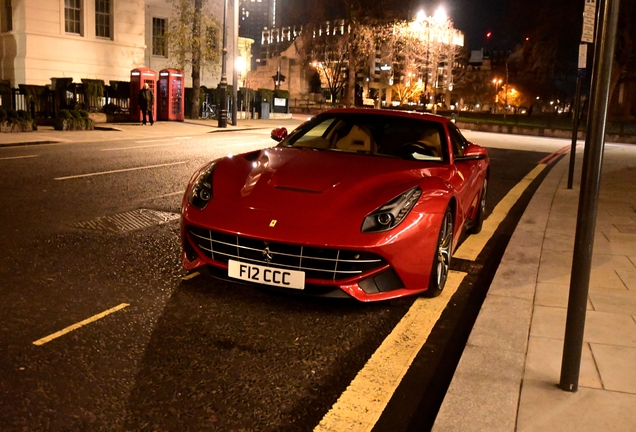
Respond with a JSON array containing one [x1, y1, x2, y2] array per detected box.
[[581, 0, 596, 43], [578, 43, 588, 69]]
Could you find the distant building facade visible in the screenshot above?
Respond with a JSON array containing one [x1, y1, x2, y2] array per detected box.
[[239, 0, 278, 68], [0, 0, 242, 89]]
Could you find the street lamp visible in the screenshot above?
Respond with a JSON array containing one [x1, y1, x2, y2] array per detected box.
[[492, 78, 502, 112], [218, 0, 228, 128]]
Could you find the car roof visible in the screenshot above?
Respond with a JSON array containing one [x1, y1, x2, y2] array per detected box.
[[317, 108, 450, 125]]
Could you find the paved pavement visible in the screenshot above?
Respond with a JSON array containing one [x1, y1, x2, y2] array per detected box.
[[434, 140, 636, 431], [2, 119, 635, 430], [0, 116, 307, 147]]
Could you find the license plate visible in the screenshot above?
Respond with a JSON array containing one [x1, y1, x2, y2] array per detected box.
[[228, 260, 305, 290]]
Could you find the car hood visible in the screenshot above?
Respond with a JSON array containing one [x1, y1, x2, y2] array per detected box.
[[189, 147, 450, 243]]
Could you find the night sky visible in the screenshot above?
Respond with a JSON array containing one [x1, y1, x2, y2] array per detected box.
[[444, 0, 510, 50], [281, 0, 515, 51]]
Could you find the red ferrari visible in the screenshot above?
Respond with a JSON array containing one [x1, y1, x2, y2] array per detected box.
[[181, 109, 489, 301]]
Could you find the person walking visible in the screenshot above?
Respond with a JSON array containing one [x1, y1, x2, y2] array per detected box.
[[138, 82, 154, 126]]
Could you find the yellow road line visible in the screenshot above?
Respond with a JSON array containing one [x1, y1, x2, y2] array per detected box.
[[454, 164, 546, 261], [33, 303, 130, 346], [315, 271, 466, 432], [182, 272, 200, 280]]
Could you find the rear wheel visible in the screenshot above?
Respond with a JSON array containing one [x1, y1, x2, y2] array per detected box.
[[467, 178, 487, 235], [424, 208, 454, 298]]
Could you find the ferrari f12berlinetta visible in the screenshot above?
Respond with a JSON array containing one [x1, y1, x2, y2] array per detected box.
[[181, 109, 489, 302]]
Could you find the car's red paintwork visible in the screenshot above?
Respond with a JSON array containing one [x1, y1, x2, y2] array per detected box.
[[181, 109, 489, 302]]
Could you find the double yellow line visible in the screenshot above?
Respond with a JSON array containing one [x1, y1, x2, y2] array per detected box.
[[315, 164, 547, 432]]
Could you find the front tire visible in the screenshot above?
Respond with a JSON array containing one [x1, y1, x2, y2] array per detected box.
[[467, 178, 487, 235], [424, 208, 454, 298]]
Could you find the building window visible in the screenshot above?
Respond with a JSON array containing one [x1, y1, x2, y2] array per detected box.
[[95, 0, 111, 38], [152, 18, 166, 57], [65, 0, 82, 34], [1, 0, 11, 32], [1, 0, 12, 32]]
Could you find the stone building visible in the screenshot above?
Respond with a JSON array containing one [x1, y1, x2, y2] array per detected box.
[[0, 0, 245, 90]]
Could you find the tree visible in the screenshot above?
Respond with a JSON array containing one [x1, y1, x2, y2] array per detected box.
[[381, 11, 463, 108], [344, 19, 375, 107], [296, 22, 349, 103], [392, 82, 425, 104], [165, 0, 220, 118], [454, 70, 496, 109]]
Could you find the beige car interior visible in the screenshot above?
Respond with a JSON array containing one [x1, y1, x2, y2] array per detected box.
[[418, 128, 443, 157], [334, 124, 378, 153]]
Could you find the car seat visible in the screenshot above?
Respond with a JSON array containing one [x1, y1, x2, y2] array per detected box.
[[334, 125, 377, 153]]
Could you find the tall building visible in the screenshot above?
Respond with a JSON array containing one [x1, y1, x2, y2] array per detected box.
[[239, 0, 277, 68]]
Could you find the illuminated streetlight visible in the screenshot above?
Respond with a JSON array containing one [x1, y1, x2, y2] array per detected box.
[[433, 7, 447, 24], [492, 78, 502, 112]]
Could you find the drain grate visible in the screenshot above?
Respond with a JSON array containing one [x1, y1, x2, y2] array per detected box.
[[73, 209, 179, 233]]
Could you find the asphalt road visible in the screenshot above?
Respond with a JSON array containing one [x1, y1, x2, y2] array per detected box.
[[0, 126, 563, 431]]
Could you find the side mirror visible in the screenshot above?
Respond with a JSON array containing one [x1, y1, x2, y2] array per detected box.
[[271, 127, 288, 142], [456, 143, 488, 161]]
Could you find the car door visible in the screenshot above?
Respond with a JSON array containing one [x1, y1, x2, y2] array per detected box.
[[447, 123, 482, 225]]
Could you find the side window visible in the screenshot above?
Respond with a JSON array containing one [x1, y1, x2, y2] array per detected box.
[[448, 123, 467, 158]]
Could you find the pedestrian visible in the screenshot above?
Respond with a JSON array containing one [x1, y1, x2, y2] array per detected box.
[[138, 82, 154, 126]]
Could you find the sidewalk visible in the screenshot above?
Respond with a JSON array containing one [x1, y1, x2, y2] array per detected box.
[[434, 143, 636, 431], [0, 116, 306, 147]]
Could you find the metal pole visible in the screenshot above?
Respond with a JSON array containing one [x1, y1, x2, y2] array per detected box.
[[559, 0, 620, 392], [218, 0, 228, 128], [567, 75, 583, 189], [503, 61, 508, 123], [232, 0, 238, 126]]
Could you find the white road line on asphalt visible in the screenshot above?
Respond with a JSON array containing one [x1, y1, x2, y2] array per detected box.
[[135, 137, 193, 143], [134, 191, 184, 202], [32, 303, 130, 346], [315, 271, 466, 432], [101, 142, 190, 151], [54, 161, 187, 180], [453, 163, 547, 261], [0, 154, 39, 160]]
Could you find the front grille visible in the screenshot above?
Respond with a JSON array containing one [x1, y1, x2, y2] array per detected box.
[[187, 226, 385, 281]]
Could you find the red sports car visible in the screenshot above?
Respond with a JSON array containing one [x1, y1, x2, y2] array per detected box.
[[181, 109, 489, 302]]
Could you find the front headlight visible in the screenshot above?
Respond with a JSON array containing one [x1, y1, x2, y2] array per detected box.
[[361, 186, 422, 233], [188, 163, 216, 209]]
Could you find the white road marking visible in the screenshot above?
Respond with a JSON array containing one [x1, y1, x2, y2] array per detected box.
[[54, 161, 187, 180], [135, 137, 193, 143], [0, 154, 39, 160], [102, 143, 185, 151], [454, 164, 547, 261], [315, 271, 466, 432], [33, 303, 130, 346], [134, 191, 184, 202]]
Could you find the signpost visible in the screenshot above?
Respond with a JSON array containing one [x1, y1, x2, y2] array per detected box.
[[560, 0, 621, 393], [567, 0, 596, 189]]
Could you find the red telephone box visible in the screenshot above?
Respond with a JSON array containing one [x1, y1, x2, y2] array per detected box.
[[130, 68, 157, 122], [158, 69, 185, 121]]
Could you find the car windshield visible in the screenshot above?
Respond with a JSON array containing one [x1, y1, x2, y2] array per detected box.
[[280, 113, 448, 162]]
